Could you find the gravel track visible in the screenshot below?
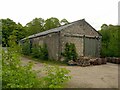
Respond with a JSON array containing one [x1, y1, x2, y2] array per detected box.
[[21, 57, 119, 88]]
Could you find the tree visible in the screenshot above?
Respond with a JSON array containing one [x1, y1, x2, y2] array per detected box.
[[26, 18, 45, 35], [2, 18, 17, 47], [2, 18, 27, 47], [60, 19, 69, 25], [99, 24, 120, 57], [44, 17, 61, 30], [11, 23, 27, 43], [101, 24, 108, 30], [0, 31, 1, 45]]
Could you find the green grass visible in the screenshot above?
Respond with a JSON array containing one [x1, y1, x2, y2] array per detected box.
[[22, 55, 67, 66]]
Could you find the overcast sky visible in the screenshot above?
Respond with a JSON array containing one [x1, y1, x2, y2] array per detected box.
[[0, 0, 119, 30]]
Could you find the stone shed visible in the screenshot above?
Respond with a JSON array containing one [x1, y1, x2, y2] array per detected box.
[[20, 19, 102, 60]]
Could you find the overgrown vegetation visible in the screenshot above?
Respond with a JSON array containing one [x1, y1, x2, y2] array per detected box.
[[2, 39, 71, 88], [99, 24, 120, 57], [0, 45, 2, 89], [2, 40, 41, 88], [21, 39, 68, 65], [21, 39, 48, 60], [21, 39, 31, 55], [43, 65, 71, 88], [32, 44, 48, 60], [62, 43, 78, 62], [2, 18, 27, 47]]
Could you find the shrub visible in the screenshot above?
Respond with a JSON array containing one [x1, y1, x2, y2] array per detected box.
[[2, 45, 71, 88], [0, 45, 2, 89], [40, 44, 48, 60], [2, 46, 41, 88], [31, 44, 40, 58], [62, 43, 78, 62], [42, 64, 71, 88], [21, 39, 31, 55], [32, 44, 48, 60]]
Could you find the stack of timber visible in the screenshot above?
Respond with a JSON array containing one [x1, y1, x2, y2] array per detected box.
[[68, 60, 77, 66], [90, 58, 107, 65], [106, 57, 120, 64], [76, 57, 90, 67], [68, 57, 107, 66]]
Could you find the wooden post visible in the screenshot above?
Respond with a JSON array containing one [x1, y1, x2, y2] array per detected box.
[[83, 35, 85, 57]]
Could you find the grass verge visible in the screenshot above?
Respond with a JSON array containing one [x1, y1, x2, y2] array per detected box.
[[22, 55, 67, 66]]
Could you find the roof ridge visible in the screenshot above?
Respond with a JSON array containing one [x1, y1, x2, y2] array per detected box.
[[20, 19, 86, 41]]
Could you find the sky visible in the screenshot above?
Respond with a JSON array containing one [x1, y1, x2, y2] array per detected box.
[[0, 0, 119, 30]]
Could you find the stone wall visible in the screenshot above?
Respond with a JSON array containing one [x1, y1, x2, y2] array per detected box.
[[60, 35, 83, 57], [29, 20, 102, 60], [60, 20, 101, 58], [62, 20, 100, 36], [60, 24, 84, 58], [32, 32, 60, 60]]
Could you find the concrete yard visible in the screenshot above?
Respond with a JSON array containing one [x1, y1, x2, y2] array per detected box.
[[21, 57, 119, 88]]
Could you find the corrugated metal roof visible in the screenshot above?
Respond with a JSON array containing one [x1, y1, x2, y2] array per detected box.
[[32, 23, 73, 38], [20, 23, 73, 41], [20, 19, 101, 41]]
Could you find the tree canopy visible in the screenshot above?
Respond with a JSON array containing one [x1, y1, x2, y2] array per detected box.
[[26, 18, 45, 36], [99, 24, 120, 57], [44, 17, 61, 30], [1, 17, 69, 47], [2, 18, 27, 47], [25, 17, 69, 36]]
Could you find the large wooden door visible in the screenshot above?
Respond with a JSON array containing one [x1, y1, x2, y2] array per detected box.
[[84, 37, 98, 57]]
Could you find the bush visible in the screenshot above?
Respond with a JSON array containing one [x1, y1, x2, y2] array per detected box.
[[32, 44, 48, 60], [31, 44, 40, 58], [0, 45, 2, 89], [21, 39, 31, 55], [2, 47, 41, 88], [40, 44, 48, 60], [42, 64, 71, 88], [2, 46, 71, 88], [62, 43, 78, 62]]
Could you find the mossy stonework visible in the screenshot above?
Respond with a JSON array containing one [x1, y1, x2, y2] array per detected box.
[[20, 19, 102, 60]]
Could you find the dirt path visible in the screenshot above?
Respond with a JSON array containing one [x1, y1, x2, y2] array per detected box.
[[21, 57, 119, 88]]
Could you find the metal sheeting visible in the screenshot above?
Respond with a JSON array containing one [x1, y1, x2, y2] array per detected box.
[[20, 23, 73, 41], [84, 37, 99, 57], [20, 19, 102, 42]]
